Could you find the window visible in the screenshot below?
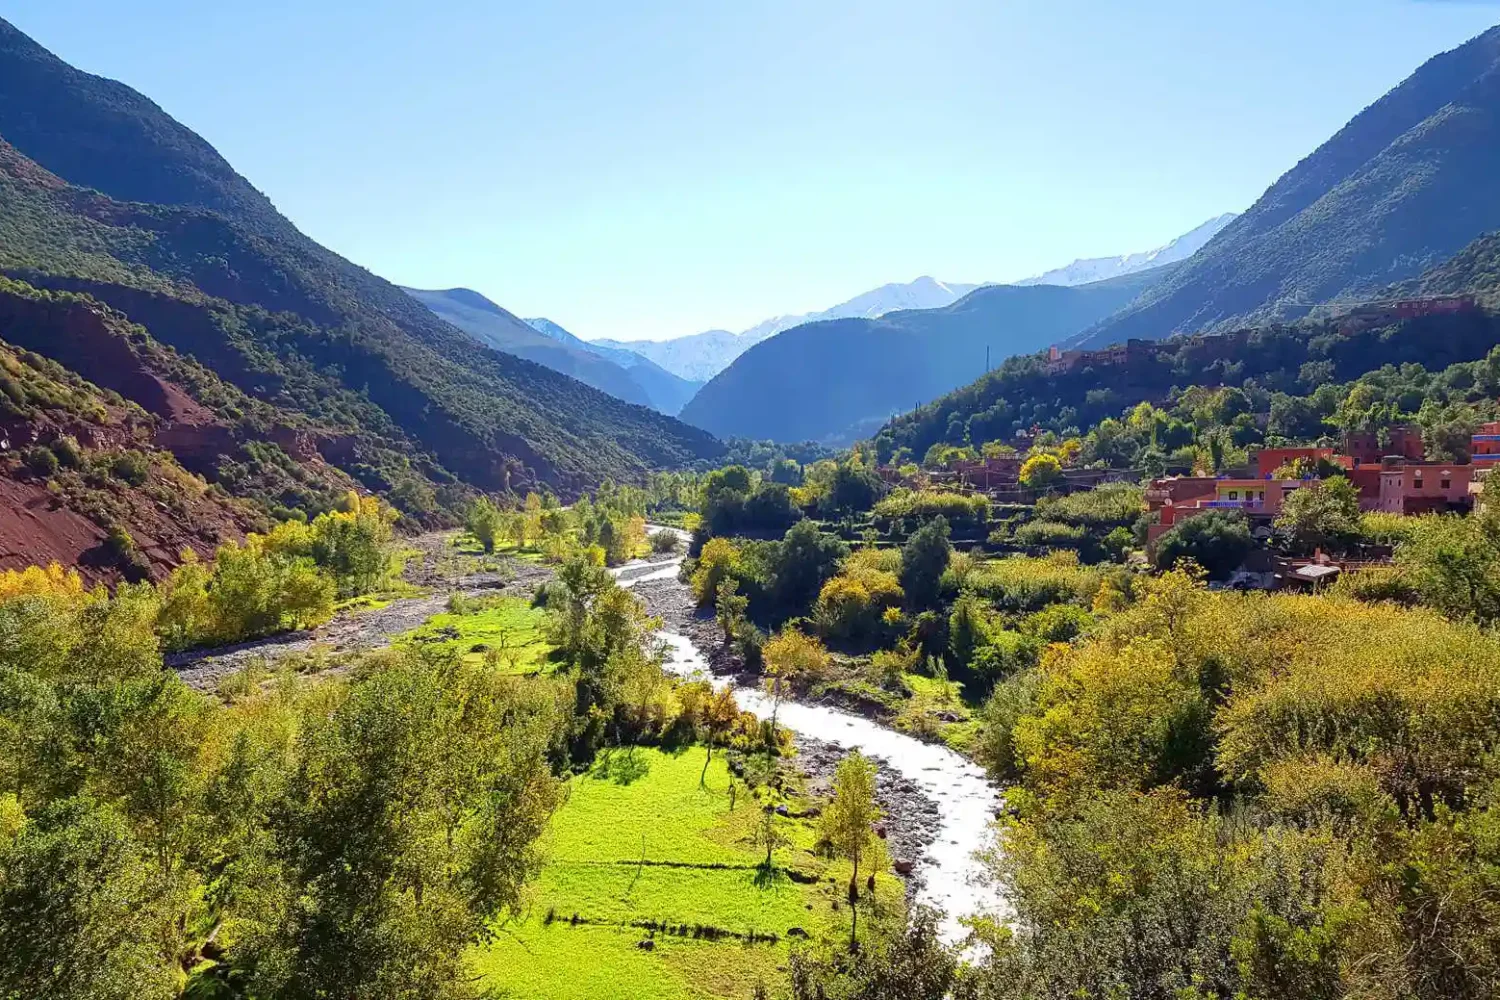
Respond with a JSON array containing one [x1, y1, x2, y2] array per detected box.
[[1441, 477, 1451, 490], [1414, 477, 1424, 490], [1228, 490, 1239, 500]]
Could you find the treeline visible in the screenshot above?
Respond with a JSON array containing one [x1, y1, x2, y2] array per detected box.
[[876, 312, 1500, 468]]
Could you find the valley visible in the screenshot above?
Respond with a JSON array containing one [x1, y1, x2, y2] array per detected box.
[[4, 9, 1500, 1000]]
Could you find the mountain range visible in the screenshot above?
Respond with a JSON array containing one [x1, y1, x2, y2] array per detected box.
[[399, 287, 699, 415], [679, 266, 1176, 445], [1072, 25, 1500, 348], [593, 220, 1232, 384], [0, 15, 720, 568]]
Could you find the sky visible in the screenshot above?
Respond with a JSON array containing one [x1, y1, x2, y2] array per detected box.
[[7, 1, 1500, 342]]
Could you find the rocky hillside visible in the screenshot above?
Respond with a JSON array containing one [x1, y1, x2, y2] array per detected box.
[[0, 300, 266, 582]]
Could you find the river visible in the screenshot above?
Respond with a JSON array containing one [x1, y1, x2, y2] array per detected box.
[[616, 533, 1004, 943]]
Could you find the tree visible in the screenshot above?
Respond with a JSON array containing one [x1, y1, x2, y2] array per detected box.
[[789, 908, 959, 1000], [244, 649, 563, 998], [0, 797, 185, 1000], [466, 496, 504, 553], [1396, 514, 1500, 624], [770, 521, 848, 611], [753, 802, 790, 870], [1019, 452, 1064, 489], [1274, 476, 1362, 555], [829, 462, 883, 514], [900, 517, 952, 608], [1153, 510, 1252, 581], [715, 577, 748, 647], [821, 751, 881, 950], [700, 686, 740, 786]]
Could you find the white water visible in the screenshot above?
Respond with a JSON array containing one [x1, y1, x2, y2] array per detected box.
[[612, 535, 1004, 943]]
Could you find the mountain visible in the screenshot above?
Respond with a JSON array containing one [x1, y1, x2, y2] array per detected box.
[[1412, 228, 1500, 305], [524, 317, 701, 415], [1072, 25, 1500, 349], [678, 267, 1174, 445], [399, 286, 650, 410], [593, 328, 760, 384], [0, 17, 720, 519], [593, 276, 982, 382], [1014, 214, 1237, 287], [595, 220, 1235, 384]]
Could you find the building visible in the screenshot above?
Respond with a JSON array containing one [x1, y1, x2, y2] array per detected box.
[[1255, 447, 1337, 479], [1144, 476, 1304, 551], [1376, 462, 1474, 514], [1474, 420, 1500, 467], [1337, 296, 1478, 335], [1343, 426, 1424, 466]]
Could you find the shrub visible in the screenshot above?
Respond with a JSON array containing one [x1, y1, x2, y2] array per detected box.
[[50, 436, 82, 469], [872, 489, 988, 530], [107, 450, 151, 487], [1153, 510, 1252, 580], [22, 445, 57, 477], [1012, 520, 1088, 551], [965, 553, 1103, 612], [650, 529, 681, 554]]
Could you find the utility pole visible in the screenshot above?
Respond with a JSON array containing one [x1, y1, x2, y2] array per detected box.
[[986, 345, 991, 373]]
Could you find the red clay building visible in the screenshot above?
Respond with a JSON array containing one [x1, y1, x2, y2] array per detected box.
[[1343, 426, 1424, 466], [1256, 447, 1337, 479], [1377, 462, 1474, 514]]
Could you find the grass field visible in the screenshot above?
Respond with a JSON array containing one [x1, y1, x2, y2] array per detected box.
[[473, 748, 903, 1000], [398, 596, 553, 673]]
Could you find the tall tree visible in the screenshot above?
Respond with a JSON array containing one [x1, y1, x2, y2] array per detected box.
[[822, 751, 882, 950]]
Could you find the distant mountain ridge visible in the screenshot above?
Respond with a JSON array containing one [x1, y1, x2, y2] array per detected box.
[[591, 275, 981, 382], [1014, 214, 1236, 287], [679, 266, 1177, 445], [593, 220, 1232, 382], [1072, 24, 1500, 349], [400, 287, 698, 415]]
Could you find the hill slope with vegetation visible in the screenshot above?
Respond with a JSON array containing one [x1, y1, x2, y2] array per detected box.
[[0, 18, 720, 514], [1075, 24, 1500, 347], [681, 267, 1174, 445]]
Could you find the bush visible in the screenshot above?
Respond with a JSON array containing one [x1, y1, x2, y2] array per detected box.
[[1153, 510, 1253, 580], [107, 450, 151, 487], [650, 529, 681, 555], [1012, 520, 1088, 551], [22, 445, 57, 477], [872, 489, 988, 530], [965, 553, 1103, 612], [51, 436, 82, 469]]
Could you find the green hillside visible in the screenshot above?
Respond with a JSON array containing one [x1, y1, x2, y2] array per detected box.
[[681, 267, 1173, 445], [1074, 24, 1500, 347], [0, 18, 721, 507], [875, 306, 1500, 463]]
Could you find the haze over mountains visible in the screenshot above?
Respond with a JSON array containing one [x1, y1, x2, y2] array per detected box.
[[400, 287, 700, 415]]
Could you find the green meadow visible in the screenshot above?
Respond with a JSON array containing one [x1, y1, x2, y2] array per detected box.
[[398, 595, 553, 673], [474, 748, 903, 1000]]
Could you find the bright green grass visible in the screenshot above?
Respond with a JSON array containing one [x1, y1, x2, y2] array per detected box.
[[473, 748, 902, 1000], [398, 598, 553, 673]]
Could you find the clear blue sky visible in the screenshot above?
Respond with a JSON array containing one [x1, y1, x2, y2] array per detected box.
[[7, 1, 1499, 341]]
